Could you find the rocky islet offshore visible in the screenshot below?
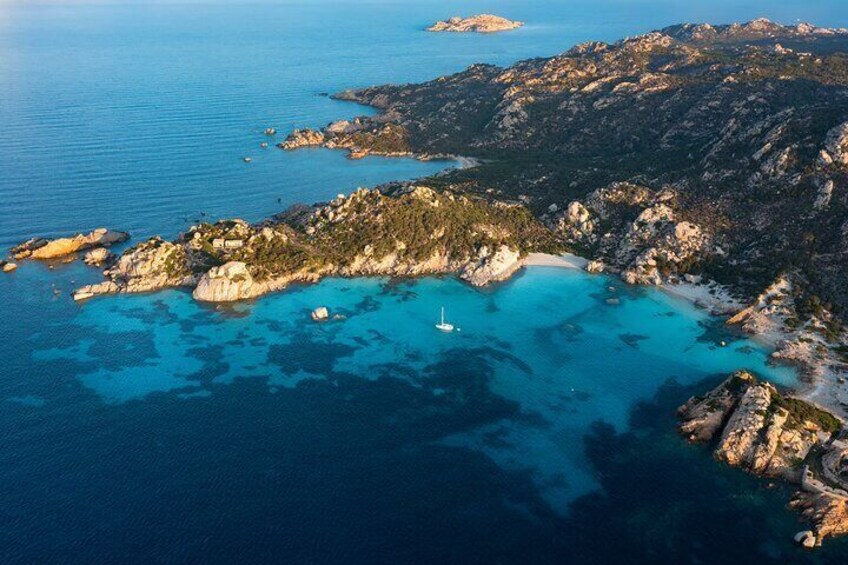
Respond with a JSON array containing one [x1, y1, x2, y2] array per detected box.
[[426, 14, 523, 34]]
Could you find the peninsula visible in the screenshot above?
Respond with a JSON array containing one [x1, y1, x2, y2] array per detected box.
[[68, 185, 558, 302], [679, 372, 848, 547]]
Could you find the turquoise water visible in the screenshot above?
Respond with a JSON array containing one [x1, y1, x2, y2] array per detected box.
[[3, 1, 848, 563]]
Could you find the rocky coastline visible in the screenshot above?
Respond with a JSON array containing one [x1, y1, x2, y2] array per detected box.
[[679, 371, 848, 547], [426, 15, 523, 34], [62, 185, 558, 303], [280, 17, 848, 404]]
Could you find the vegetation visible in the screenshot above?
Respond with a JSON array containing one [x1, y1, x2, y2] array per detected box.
[[771, 392, 843, 434], [316, 21, 848, 316]]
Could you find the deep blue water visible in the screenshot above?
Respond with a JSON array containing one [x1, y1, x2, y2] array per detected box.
[[3, 1, 848, 563]]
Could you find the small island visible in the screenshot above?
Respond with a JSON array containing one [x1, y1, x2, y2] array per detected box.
[[426, 14, 523, 34]]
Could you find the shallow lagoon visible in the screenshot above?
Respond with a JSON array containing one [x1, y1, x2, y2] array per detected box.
[[24, 267, 794, 510]]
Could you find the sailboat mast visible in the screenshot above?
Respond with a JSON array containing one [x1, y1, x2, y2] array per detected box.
[[441, 307, 445, 325]]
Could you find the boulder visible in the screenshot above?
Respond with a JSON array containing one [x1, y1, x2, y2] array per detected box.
[[586, 259, 605, 273], [83, 248, 114, 266], [794, 530, 817, 548], [824, 122, 848, 166], [1, 261, 17, 273], [311, 307, 329, 321]]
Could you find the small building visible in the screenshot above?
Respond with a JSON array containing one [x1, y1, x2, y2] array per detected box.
[[224, 239, 244, 249], [212, 238, 226, 249]]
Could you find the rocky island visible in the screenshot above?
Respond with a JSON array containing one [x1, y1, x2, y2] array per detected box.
[[426, 14, 523, 34]]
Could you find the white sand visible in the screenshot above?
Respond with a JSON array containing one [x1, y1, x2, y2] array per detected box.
[[522, 252, 589, 270], [659, 280, 744, 316]]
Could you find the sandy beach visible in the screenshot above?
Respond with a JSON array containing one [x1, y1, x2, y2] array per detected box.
[[522, 252, 589, 270]]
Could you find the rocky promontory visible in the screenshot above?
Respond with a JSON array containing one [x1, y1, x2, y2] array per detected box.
[[679, 371, 848, 546], [11, 228, 129, 261], [71, 185, 558, 302], [427, 15, 523, 33]]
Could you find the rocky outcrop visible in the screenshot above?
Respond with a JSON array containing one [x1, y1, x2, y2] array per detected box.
[[823, 122, 848, 167], [193, 262, 258, 303], [791, 492, 848, 546], [459, 245, 521, 286], [555, 184, 710, 285], [679, 372, 848, 546], [279, 128, 326, 150], [73, 238, 194, 300], [311, 306, 329, 321], [427, 14, 522, 33], [83, 248, 114, 266], [724, 274, 848, 387], [715, 380, 821, 480], [11, 228, 128, 260], [1, 260, 17, 273], [281, 119, 414, 160], [585, 259, 605, 274], [678, 371, 753, 442]]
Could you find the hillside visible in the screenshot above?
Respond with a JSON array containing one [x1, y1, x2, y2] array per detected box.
[[284, 19, 848, 318]]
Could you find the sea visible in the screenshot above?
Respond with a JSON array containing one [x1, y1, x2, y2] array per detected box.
[[2, 1, 848, 563]]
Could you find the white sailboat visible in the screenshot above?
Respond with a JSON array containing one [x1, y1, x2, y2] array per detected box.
[[435, 306, 455, 332]]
